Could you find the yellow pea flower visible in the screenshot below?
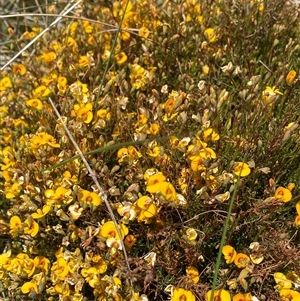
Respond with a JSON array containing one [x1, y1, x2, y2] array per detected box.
[[115, 52, 127, 65], [172, 288, 196, 301], [186, 266, 200, 284], [100, 221, 128, 240], [37, 52, 56, 63], [0, 76, 13, 91], [78, 189, 102, 207], [9, 216, 22, 236], [274, 272, 292, 290], [222, 245, 237, 264], [234, 253, 250, 268], [233, 162, 251, 177], [204, 28, 218, 43], [274, 186, 292, 202], [31, 205, 51, 219], [233, 293, 252, 301], [21, 281, 38, 294], [25, 98, 43, 110], [139, 26, 150, 38], [136, 196, 157, 218], [12, 63, 27, 75], [24, 218, 39, 237], [286, 70, 297, 86], [206, 289, 231, 301], [280, 289, 300, 301], [51, 257, 69, 280], [33, 85, 51, 98]]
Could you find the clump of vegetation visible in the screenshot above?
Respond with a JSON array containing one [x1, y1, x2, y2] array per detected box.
[[0, 0, 300, 300]]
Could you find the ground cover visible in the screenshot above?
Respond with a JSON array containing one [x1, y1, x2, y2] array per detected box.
[[0, 0, 300, 300]]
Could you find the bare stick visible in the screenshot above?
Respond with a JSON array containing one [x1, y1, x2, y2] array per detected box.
[[48, 96, 131, 276], [1, 0, 84, 70]]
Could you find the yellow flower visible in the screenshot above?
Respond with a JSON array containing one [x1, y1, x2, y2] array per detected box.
[[21, 281, 38, 294], [0, 252, 11, 269], [100, 221, 128, 240], [31, 205, 51, 219], [66, 22, 78, 35], [120, 30, 131, 41], [81, 266, 97, 279], [31, 132, 60, 148], [41, 75, 54, 86], [127, 146, 142, 159], [288, 183, 295, 191], [24, 218, 39, 237], [233, 293, 252, 301], [124, 234, 137, 248], [202, 65, 210, 76], [234, 253, 250, 268], [65, 36, 77, 47], [78, 55, 90, 68], [186, 266, 199, 283], [274, 272, 292, 290], [206, 289, 231, 301], [12, 63, 27, 75], [165, 98, 176, 114], [18, 254, 36, 276], [204, 28, 218, 43], [279, 289, 300, 301], [113, 0, 133, 19], [25, 98, 43, 110], [97, 109, 110, 120], [129, 63, 156, 90], [146, 144, 161, 158], [117, 147, 129, 163], [0, 76, 13, 91], [82, 20, 93, 33], [71, 103, 93, 124], [295, 215, 300, 227], [37, 51, 57, 63], [102, 49, 111, 62], [57, 76, 68, 93], [34, 256, 50, 272], [275, 186, 292, 202], [172, 288, 196, 301], [159, 182, 177, 201], [189, 154, 205, 172], [78, 189, 102, 207], [296, 202, 300, 216], [147, 123, 160, 135], [5, 182, 21, 199], [186, 228, 198, 241], [9, 216, 22, 236], [136, 196, 157, 218], [115, 52, 128, 65], [51, 257, 69, 280], [233, 162, 251, 177], [146, 173, 167, 193], [33, 85, 51, 97], [286, 70, 297, 86], [137, 114, 148, 124], [139, 26, 150, 38], [199, 146, 217, 160], [42, 132, 60, 148], [262, 86, 283, 104], [117, 202, 137, 223], [222, 245, 237, 264], [203, 128, 220, 141], [45, 186, 72, 205], [54, 282, 70, 297]]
